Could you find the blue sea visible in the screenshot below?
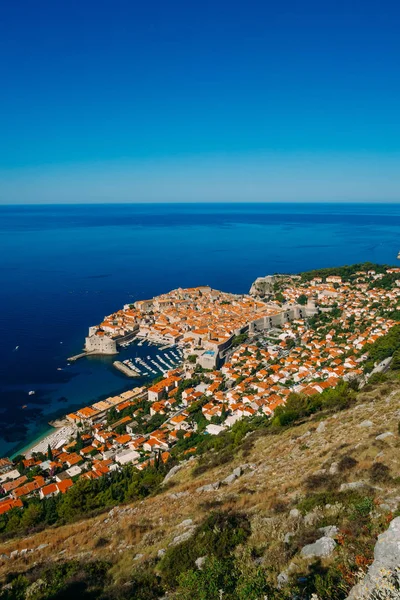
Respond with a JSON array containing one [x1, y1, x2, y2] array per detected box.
[[0, 202, 399, 457]]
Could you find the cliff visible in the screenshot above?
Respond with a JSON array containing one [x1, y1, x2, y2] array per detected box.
[[249, 274, 276, 297]]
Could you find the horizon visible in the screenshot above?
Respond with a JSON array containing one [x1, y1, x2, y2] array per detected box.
[[2, 200, 400, 207]]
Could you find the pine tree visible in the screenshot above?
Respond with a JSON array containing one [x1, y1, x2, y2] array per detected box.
[[47, 444, 53, 461]]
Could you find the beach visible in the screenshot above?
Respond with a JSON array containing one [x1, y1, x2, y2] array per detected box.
[[12, 421, 75, 459]]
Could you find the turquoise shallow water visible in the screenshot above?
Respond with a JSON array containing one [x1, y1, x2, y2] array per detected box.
[[0, 202, 399, 457]]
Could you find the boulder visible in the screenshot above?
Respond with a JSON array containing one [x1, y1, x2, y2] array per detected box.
[[223, 473, 237, 485], [346, 517, 400, 599], [162, 464, 182, 485], [36, 543, 49, 551], [289, 508, 301, 519], [277, 571, 289, 588], [375, 432, 394, 441], [157, 549, 166, 558], [318, 525, 339, 538], [178, 519, 193, 528], [339, 481, 369, 492], [316, 421, 326, 434], [168, 491, 189, 499], [301, 536, 337, 559], [195, 556, 207, 570], [359, 420, 373, 428], [169, 529, 195, 546], [232, 466, 243, 478], [196, 481, 220, 493], [329, 462, 338, 475]]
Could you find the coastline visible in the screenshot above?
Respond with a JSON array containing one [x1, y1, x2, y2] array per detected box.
[[10, 419, 73, 460]]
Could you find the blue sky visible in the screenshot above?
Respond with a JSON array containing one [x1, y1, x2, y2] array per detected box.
[[1, 0, 400, 203]]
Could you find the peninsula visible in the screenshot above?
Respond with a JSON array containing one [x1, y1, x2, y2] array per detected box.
[[83, 284, 319, 369], [1, 262, 400, 524]]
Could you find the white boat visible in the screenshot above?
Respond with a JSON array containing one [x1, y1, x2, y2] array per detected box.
[[14, 346, 19, 351], [28, 390, 35, 396]]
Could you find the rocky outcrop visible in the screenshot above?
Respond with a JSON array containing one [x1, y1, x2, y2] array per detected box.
[[346, 517, 400, 599], [249, 276, 275, 298], [196, 481, 220, 493], [162, 464, 182, 485]]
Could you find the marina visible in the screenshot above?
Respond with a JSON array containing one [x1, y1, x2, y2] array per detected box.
[[112, 340, 183, 379]]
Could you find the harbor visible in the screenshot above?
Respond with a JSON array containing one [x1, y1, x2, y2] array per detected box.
[[113, 341, 184, 378]]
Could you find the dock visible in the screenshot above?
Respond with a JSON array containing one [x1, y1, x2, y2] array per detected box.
[[113, 361, 140, 378], [67, 351, 95, 362]]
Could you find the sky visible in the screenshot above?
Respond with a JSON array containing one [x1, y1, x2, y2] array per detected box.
[[1, 0, 400, 204]]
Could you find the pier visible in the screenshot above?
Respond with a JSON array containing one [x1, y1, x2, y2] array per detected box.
[[113, 361, 140, 378], [67, 351, 96, 361]]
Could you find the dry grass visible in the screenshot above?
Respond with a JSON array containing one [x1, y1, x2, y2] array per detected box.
[[1, 385, 400, 582]]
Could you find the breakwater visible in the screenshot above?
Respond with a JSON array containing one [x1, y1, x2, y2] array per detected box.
[[113, 361, 140, 378]]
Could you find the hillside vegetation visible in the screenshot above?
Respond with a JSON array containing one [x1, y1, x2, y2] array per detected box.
[[1, 371, 400, 599]]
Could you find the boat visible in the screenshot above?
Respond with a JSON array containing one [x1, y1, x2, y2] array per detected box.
[[57, 367, 63, 371], [14, 345, 19, 351], [21, 405, 27, 409], [397, 251, 400, 260], [28, 390, 35, 396]]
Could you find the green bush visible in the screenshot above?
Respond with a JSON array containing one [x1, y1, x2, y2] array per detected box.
[[159, 511, 251, 587], [351, 496, 374, 518]]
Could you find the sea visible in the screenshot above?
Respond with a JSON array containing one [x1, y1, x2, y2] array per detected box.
[[0, 202, 399, 458]]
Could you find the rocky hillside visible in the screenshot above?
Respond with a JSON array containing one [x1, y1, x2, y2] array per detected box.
[[1, 376, 400, 599]]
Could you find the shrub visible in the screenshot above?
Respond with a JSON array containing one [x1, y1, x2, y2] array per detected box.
[[110, 569, 164, 600], [159, 511, 251, 587], [304, 473, 338, 491], [351, 496, 374, 518], [338, 455, 358, 471], [370, 462, 391, 484]]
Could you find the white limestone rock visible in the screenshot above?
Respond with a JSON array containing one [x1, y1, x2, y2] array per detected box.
[[301, 536, 337, 559], [375, 432, 394, 441]]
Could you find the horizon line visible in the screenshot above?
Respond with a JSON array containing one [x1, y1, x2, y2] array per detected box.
[[1, 200, 400, 207]]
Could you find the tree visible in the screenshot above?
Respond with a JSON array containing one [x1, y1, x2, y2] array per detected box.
[[20, 502, 43, 530], [47, 444, 53, 461], [297, 294, 308, 305], [188, 355, 197, 364], [275, 292, 285, 304]]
